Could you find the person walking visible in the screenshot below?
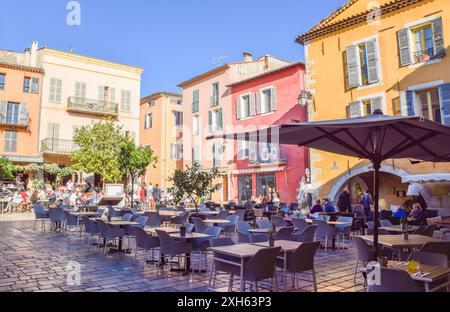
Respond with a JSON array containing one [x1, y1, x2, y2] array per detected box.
[[152, 184, 162, 205], [360, 190, 373, 217], [139, 183, 147, 211], [337, 188, 352, 213]]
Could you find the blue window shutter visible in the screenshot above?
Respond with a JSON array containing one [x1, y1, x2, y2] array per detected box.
[[432, 17, 445, 58], [439, 83, 450, 126], [400, 91, 415, 116]]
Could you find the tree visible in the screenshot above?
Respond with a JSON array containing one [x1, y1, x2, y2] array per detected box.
[[118, 138, 158, 204], [0, 157, 16, 181], [71, 120, 125, 183], [168, 165, 222, 212]]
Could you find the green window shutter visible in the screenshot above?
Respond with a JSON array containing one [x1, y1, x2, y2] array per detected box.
[[365, 40, 379, 84], [439, 83, 450, 125], [270, 87, 277, 111], [349, 101, 362, 118], [346, 45, 361, 88], [208, 111, 213, 132], [217, 109, 223, 130], [397, 29, 412, 66], [432, 17, 445, 58]]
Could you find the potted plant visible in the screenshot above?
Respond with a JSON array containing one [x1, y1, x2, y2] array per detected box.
[[267, 223, 277, 247]]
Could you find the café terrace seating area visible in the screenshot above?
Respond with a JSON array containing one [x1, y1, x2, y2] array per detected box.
[[1, 201, 450, 293]]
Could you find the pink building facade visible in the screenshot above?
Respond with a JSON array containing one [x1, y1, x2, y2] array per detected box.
[[229, 62, 309, 204]]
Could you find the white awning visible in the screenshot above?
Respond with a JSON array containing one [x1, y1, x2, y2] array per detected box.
[[232, 166, 286, 175], [402, 174, 450, 183]]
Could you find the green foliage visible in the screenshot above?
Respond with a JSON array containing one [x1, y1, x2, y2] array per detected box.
[[0, 157, 17, 180], [30, 179, 44, 191], [71, 119, 125, 183], [168, 164, 222, 211], [15, 163, 72, 179]]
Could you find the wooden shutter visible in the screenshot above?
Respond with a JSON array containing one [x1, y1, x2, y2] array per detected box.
[[270, 87, 277, 111], [432, 17, 445, 58], [217, 109, 223, 130], [0, 101, 7, 124], [256, 91, 261, 114], [370, 97, 383, 113], [208, 111, 213, 132], [236, 97, 241, 119], [18, 103, 29, 126], [346, 45, 361, 88], [400, 91, 415, 116], [439, 83, 450, 126], [349, 101, 362, 118], [397, 29, 412, 66], [365, 40, 379, 84]]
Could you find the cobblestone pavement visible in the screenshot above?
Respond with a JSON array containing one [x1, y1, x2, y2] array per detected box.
[[0, 215, 366, 292]]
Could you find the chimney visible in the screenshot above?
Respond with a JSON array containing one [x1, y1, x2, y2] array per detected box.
[[30, 41, 38, 67], [243, 52, 253, 62], [264, 55, 270, 70], [24, 48, 31, 66]]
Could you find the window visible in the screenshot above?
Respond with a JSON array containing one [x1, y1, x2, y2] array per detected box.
[[416, 88, 441, 123], [75, 82, 87, 101], [174, 111, 183, 127], [31, 78, 39, 94], [0, 74, 5, 90], [193, 115, 200, 136], [148, 100, 156, 107], [170, 98, 182, 105], [398, 17, 445, 66], [192, 89, 200, 113], [170, 144, 183, 160], [6, 103, 19, 124], [120, 90, 131, 112], [23, 77, 31, 93], [257, 87, 277, 114], [4, 131, 17, 152], [47, 123, 60, 139], [238, 175, 253, 203], [212, 142, 222, 167], [256, 174, 276, 197], [144, 113, 152, 129], [208, 108, 223, 132], [236, 94, 254, 119], [211, 82, 219, 107], [49, 78, 62, 103], [192, 146, 200, 166], [345, 38, 380, 88], [347, 96, 383, 118]]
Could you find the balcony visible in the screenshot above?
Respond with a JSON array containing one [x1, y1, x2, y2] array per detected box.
[[414, 47, 435, 63], [41, 138, 78, 155], [249, 145, 288, 165], [67, 97, 119, 117], [0, 117, 29, 128]]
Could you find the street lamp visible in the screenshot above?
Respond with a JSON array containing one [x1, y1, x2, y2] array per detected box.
[[298, 90, 312, 107]]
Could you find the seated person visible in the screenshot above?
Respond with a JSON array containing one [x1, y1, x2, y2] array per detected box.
[[409, 203, 426, 225], [393, 207, 408, 218], [323, 198, 336, 213], [310, 199, 324, 214]]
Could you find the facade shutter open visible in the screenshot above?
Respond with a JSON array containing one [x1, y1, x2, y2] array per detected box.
[[0, 101, 7, 124], [397, 29, 412, 66], [432, 17, 445, 58], [250, 93, 256, 116], [439, 83, 450, 126], [18, 103, 29, 126], [370, 97, 383, 113], [400, 91, 415, 116], [270, 87, 277, 111], [346, 45, 361, 88], [236, 97, 241, 120], [365, 40, 379, 84], [208, 111, 213, 132], [256, 91, 261, 114], [349, 101, 362, 118]]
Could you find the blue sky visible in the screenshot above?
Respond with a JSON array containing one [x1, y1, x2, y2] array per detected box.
[[0, 0, 346, 96]]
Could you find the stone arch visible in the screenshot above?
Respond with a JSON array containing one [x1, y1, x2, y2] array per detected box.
[[327, 164, 433, 206]]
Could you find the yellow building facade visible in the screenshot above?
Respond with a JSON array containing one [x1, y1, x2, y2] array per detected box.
[[297, 0, 450, 214], [140, 92, 183, 189]]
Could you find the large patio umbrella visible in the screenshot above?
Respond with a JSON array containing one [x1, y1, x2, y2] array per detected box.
[[207, 111, 450, 259]]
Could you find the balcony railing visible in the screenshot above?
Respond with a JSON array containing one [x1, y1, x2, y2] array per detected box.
[[67, 97, 119, 117], [0, 117, 29, 128], [249, 145, 288, 165], [414, 47, 435, 63], [41, 138, 78, 155]]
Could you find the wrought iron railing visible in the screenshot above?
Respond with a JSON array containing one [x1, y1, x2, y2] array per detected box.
[[414, 47, 435, 63], [41, 138, 78, 154], [0, 117, 29, 127], [67, 97, 119, 116]]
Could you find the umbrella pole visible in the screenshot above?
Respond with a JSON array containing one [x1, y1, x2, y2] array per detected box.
[[372, 160, 381, 261]]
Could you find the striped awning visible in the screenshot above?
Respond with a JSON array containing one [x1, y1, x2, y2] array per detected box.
[[231, 166, 286, 176]]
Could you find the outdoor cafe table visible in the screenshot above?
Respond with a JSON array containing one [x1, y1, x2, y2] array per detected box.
[[145, 226, 181, 235], [158, 211, 182, 217], [379, 225, 420, 233], [359, 235, 446, 260], [203, 219, 231, 226], [94, 218, 139, 252], [248, 227, 293, 234], [253, 240, 304, 289], [362, 261, 450, 292], [170, 232, 214, 274], [209, 244, 269, 292]]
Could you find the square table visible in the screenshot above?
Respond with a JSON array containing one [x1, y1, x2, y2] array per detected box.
[[379, 225, 419, 233], [170, 232, 214, 274], [204, 219, 231, 226], [209, 244, 269, 292], [359, 235, 446, 260]]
